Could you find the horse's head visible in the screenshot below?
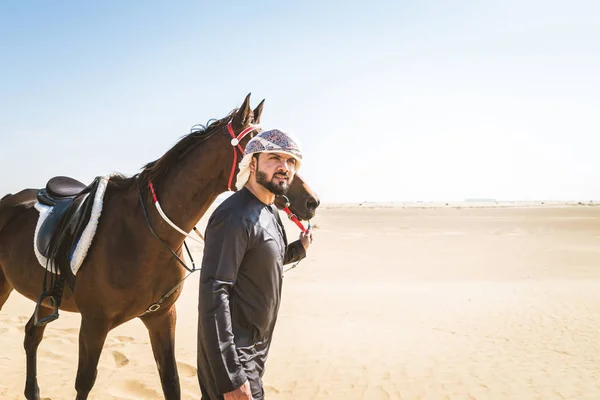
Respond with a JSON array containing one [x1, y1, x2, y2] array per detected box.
[[274, 175, 320, 221], [225, 94, 320, 221]]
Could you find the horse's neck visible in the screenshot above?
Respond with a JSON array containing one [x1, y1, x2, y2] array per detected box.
[[146, 149, 227, 245]]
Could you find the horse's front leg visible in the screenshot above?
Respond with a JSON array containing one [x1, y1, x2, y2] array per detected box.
[[140, 305, 181, 400], [23, 306, 53, 400], [74, 315, 110, 400]]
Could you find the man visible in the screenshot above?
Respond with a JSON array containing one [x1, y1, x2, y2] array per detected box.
[[197, 129, 313, 400]]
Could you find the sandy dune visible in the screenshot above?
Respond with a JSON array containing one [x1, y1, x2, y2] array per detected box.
[[2, 204, 600, 399]]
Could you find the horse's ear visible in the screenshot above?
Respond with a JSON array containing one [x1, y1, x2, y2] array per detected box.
[[253, 99, 265, 124], [232, 93, 252, 127]]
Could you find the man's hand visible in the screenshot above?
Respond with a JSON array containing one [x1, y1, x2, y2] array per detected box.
[[224, 380, 253, 400], [300, 226, 313, 250]]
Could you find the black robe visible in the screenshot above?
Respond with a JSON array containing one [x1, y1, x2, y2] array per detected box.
[[197, 187, 306, 400]]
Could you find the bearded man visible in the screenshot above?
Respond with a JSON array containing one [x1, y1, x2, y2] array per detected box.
[[197, 129, 313, 400]]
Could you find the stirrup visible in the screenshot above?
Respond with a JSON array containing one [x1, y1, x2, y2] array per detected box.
[[33, 293, 60, 327]]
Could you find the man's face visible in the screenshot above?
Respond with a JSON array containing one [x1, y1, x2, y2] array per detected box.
[[254, 152, 298, 195]]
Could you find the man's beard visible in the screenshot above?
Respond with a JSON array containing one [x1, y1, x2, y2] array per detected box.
[[256, 170, 290, 195]]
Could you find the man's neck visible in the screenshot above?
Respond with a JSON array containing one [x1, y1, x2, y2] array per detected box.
[[245, 180, 276, 205]]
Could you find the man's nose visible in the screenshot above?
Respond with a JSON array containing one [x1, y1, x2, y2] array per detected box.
[[278, 160, 290, 171]]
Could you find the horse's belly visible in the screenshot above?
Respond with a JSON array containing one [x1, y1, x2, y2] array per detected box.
[[0, 206, 79, 312]]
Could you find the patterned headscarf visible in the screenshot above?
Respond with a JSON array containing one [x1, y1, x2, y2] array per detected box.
[[235, 129, 303, 191]]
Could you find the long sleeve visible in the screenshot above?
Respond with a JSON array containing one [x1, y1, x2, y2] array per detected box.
[[284, 240, 306, 265], [198, 215, 249, 394]]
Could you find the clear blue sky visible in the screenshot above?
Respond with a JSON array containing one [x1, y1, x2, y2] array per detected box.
[[1, 1, 598, 203]]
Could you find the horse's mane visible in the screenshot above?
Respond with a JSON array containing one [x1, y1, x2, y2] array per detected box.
[[109, 109, 237, 190]]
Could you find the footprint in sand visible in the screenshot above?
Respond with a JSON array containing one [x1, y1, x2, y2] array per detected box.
[[45, 327, 80, 346], [123, 380, 161, 398], [116, 335, 135, 343], [0, 323, 18, 335], [176, 361, 197, 378], [112, 350, 130, 367], [46, 327, 79, 339], [1, 315, 30, 331], [106, 335, 136, 349]]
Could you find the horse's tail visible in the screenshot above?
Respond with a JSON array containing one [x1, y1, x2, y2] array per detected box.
[[0, 189, 38, 234]]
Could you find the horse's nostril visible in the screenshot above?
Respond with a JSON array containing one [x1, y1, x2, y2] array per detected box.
[[306, 197, 320, 211]]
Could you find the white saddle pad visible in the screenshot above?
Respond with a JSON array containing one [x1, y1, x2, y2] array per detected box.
[[33, 176, 109, 275]]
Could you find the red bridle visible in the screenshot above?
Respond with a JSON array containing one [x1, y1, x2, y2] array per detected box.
[[227, 121, 308, 233], [226, 121, 257, 191], [146, 120, 307, 238]]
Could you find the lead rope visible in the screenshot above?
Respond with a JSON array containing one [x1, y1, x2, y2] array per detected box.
[[283, 220, 311, 273], [277, 195, 311, 274]]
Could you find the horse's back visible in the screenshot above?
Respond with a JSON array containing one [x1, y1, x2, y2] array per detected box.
[[0, 188, 38, 233], [0, 189, 38, 208]]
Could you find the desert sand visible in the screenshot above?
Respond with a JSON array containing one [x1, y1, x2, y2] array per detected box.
[[2, 203, 600, 399]]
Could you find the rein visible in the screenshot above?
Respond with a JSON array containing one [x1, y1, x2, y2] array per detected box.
[[138, 180, 200, 316], [148, 181, 204, 244], [138, 120, 256, 316], [138, 181, 199, 273]]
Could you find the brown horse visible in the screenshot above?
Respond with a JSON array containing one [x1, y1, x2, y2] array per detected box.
[[0, 94, 320, 400]]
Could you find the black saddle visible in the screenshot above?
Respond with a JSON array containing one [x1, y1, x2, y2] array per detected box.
[[34, 176, 103, 326], [36, 197, 87, 258], [37, 176, 88, 207], [36, 176, 92, 258]]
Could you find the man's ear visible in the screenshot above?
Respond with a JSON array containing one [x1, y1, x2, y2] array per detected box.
[[249, 155, 258, 173]]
